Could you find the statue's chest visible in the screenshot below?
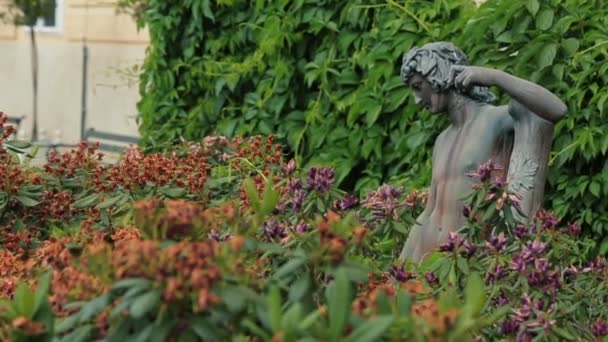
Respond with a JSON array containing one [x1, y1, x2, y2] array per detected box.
[[433, 123, 500, 180]]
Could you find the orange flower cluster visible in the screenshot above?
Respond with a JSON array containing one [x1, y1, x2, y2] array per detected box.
[[106, 147, 210, 194], [0, 112, 16, 158], [134, 199, 209, 240], [233, 135, 282, 168], [0, 164, 25, 195], [45, 141, 103, 178], [317, 211, 348, 264], [0, 249, 34, 299], [404, 189, 429, 208], [352, 277, 397, 318], [112, 239, 222, 312], [411, 300, 460, 338], [27, 190, 78, 224], [352, 272, 429, 319], [11, 316, 46, 336]]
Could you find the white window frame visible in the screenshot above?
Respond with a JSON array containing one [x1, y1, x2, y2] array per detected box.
[[24, 0, 64, 34]]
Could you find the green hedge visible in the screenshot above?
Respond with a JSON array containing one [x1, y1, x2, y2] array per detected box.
[[130, 0, 608, 251]]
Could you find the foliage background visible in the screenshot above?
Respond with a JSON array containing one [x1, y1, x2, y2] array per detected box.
[[126, 0, 608, 252]]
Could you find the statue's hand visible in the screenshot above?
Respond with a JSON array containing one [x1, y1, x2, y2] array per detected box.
[[451, 65, 496, 90]]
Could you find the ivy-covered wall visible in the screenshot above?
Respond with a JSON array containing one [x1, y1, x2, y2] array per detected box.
[[131, 0, 608, 250]]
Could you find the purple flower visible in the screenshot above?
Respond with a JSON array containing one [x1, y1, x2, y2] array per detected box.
[[439, 232, 463, 252], [424, 272, 439, 285], [467, 159, 503, 182], [281, 159, 297, 176], [527, 308, 556, 336], [362, 184, 405, 220], [294, 221, 310, 233], [208, 229, 228, 242], [513, 305, 532, 323], [492, 175, 507, 188], [263, 220, 286, 239], [586, 256, 607, 273], [461, 240, 477, 258], [567, 222, 581, 236], [306, 167, 335, 193], [379, 184, 403, 198], [486, 264, 506, 283], [521, 239, 546, 260], [288, 179, 302, 192], [292, 189, 306, 212], [337, 194, 359, 211], [502, 319, 520, 335], [485, 232, 507, 253], [534, 258, 550, 274], [535, 210, 560, 230], [389, 264, 413, 282], [591, 318, 608, 337], [509, 254, 528, 273], [513, 224, 528, 239], [494, 293, 510, 306], [514, 332, 533, 342]]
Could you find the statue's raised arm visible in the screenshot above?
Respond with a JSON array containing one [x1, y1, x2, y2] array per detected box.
[[398, 42, 567, 262]]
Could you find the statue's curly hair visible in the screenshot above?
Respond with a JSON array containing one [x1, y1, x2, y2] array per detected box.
[[400, 42, 497, 104]]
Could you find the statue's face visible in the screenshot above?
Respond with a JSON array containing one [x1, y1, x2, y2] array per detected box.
[[407, 73, 449, 114]]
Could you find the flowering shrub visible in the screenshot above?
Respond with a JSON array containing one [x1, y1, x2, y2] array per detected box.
[[0, 117, 606, 341]]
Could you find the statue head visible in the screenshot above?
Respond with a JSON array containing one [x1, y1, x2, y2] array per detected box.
[[400, 42, 496, 113]]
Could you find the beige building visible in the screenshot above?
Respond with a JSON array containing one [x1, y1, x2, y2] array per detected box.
[[0, 0, 148, 147]]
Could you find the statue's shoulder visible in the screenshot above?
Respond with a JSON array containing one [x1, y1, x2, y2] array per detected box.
[[477, 102, 514, 133]]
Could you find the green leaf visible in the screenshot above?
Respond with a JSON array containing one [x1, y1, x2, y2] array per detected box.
[[111, 278, 151, 290], [273, 257, 307, 280], [281, 303, 303, 337], [14, 282, 35, 318], [97, 193, 126, 209], [244, 178, 261, 212], [552, 326, 577, 340], [267, 286, 282, 332], [561, 38, 580, 56], [190, 317, 220, 341], [130, 290, 161, 319], [537, 43, 557, 70], [218, 285, 247, 313], [480, 305, 511, 325], [535, 9, 554, 30], [4, 140, 31, 149], [463, 272, 485, 317], [552, 64, 565, 81], [288, 274, 311, 302], [525, 0, 540, 16], [201, 0, 214, 21], [590, 181, 601, 197], [456, 256, 470, 275], [16, 195, 39, 207], [33, 271, 52, 314], [161, 187, 187, 198], [61, 324, 94, 342], [73, 193, 101, 209], [344, 316, 393, 342], [327, 268, 351, 341], [79, 294, 110, 323], [297, 310, 322, 330], [365, 103, 383, 128]]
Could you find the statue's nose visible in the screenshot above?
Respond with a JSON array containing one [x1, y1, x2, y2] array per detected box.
[[414, 96, 422, 105]]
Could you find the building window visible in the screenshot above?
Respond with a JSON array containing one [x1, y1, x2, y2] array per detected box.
[[31, 0, 64, 33]]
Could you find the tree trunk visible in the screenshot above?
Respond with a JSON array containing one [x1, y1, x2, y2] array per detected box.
[[29, 25, 38, 141]]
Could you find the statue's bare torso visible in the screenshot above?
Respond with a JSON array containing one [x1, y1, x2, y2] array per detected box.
[[402, 103, 514, 261]]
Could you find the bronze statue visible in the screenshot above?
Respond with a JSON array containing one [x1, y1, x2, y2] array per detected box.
[[398, 42, 567, 262]]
